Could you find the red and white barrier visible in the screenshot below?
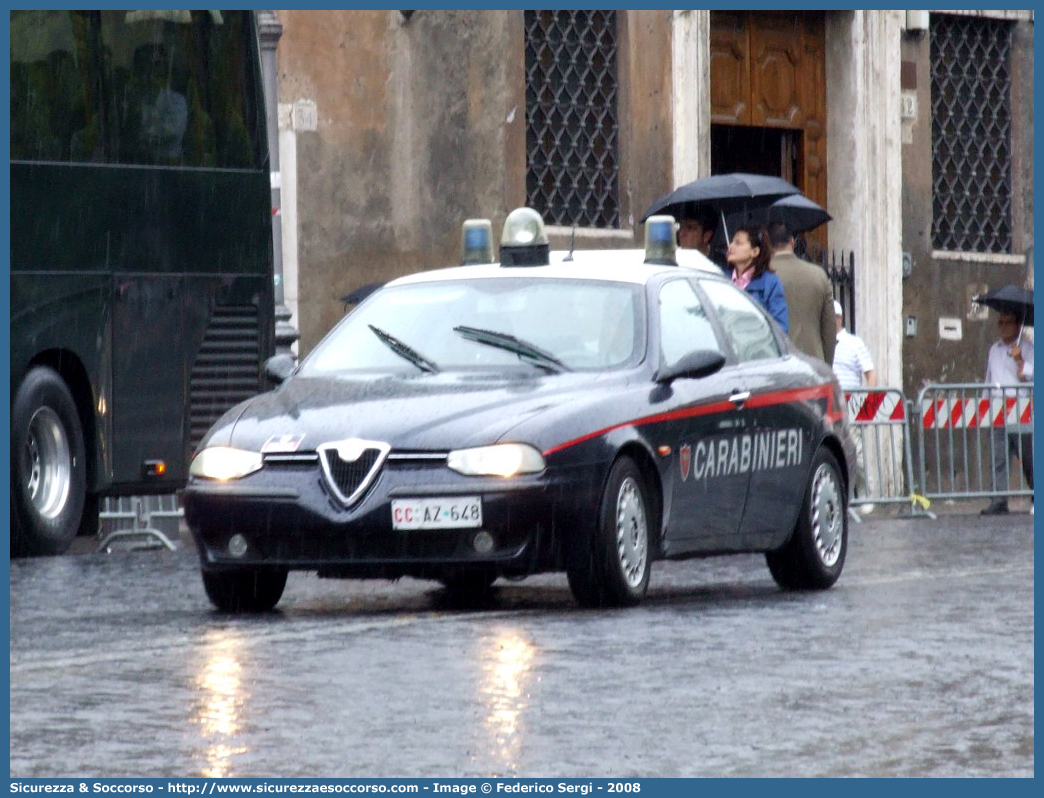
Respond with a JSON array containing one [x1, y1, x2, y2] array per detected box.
[[846, 390, 906, 423], [920, 396, 1033, 429]]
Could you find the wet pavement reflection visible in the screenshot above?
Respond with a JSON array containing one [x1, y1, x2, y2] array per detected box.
[[193, 629, 250, 778], [477, 628, 537, 776], [9, 511, 1034, 777]]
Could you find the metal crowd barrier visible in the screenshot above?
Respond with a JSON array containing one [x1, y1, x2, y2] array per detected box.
[[844, 388, 926, 519], [97, 495, 183, 552], [916, 382, 1034, 504]]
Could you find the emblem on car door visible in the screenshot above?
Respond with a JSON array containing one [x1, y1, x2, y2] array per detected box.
[[679, 443, 692, 482]]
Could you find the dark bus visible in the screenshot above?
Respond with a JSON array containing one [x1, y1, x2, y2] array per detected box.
[[10, 10, 275, 556]]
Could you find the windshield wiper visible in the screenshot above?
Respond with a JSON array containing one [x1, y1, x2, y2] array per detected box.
[[453, 325, 569, 373], [368, 325, 439, 373]]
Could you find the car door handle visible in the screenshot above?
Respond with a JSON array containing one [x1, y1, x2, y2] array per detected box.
[[728, 390, 751, 407]]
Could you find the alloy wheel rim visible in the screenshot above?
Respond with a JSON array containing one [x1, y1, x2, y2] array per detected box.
[[24, 407, 72, 520], [615, 476, 648, 587], [811, 463, 843, 567]]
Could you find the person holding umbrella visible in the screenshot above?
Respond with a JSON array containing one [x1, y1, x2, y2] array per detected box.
[[979, 298, 1034, 515], [642, 173, 801, 275], [768, 221, 835, 364], [726, 224, 789, 333], [674, 202, 716, 257]]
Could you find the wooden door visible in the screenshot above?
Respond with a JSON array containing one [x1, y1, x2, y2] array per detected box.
[[710, 11, 827, 250]]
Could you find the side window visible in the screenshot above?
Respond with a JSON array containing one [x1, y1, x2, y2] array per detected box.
[[103, 11, 259, 168], [11, 11, 261, 168], [10, 11, 88, 162], [699, 279, 781, 363], [658, 279, 722, 368]]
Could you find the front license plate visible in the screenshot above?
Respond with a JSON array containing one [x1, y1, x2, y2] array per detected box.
[[391, 497, 483, 530]]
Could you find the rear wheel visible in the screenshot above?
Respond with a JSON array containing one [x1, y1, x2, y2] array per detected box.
[[201, 567, 288, 612], [434, 568, 494, 605], [766, 447, 847, 590], [11, 367, 87, 557], [438, 569, 498, 601], [567, 457, 652, 608]]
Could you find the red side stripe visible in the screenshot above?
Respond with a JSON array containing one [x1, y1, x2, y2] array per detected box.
[[543, 384, 835, 457]]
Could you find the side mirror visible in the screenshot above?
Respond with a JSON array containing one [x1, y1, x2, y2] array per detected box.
[[264, 353, 297, 385], [654, 349, 726, 384]]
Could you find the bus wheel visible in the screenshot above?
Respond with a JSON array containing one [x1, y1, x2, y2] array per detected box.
[[202, 567, 288, 612], [11, 367, 88, 557], [78, 493, 101, 538]]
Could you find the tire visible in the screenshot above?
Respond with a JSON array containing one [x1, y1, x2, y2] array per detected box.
[[766, 447, 847, 590], [78, 492, 100, 538], [11, 367, 88, 557], [438, 569, 498, 604], [567, 457, 652, 608], [201, 567, 288, 612]]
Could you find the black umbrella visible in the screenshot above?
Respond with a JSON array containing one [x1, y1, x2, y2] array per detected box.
[[340, 281, 385, 312], [765, 194, 832, 233], [640, 172, 801, 223], [973, 285, 1034, 326], [725, 194, 832, 237]]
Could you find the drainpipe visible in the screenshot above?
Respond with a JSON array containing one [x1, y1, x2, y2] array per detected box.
[[257, 10, 299, 358]]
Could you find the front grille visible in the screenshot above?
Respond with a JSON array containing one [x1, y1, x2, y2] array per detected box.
[[386, 452, 448, 465], [263, 453, 320, 466], [317, 439, 390, 506]]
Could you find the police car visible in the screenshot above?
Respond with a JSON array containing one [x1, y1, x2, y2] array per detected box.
[[183, 208, 856, 612]]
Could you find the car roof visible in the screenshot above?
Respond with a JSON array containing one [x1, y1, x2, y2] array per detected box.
[[388, 248, 723, 288]]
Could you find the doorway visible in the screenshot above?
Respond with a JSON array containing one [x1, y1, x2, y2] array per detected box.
[[709, 10, 827, 250], [710, 125, 800, 183]]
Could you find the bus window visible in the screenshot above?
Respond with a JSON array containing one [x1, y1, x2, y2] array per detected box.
[[9, 11, 87, 162], [10, 10, 262, 169], [103, 10, 261, 168]]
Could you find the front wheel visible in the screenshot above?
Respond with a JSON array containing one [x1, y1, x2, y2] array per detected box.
[[11, 367, 88, 557], [201, 567, 288, 612], [766, 447, 847, 590], [567, 457, 652, 608]]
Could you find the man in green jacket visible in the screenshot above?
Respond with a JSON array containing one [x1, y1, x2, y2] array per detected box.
[[768, 221, 836, 364]]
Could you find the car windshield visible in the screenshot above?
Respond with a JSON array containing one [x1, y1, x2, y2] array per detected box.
[[301, 277, 646, 375]]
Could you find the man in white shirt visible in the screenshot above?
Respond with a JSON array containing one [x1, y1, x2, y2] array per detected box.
[[832, 300, 876, 390], [832, 301, 876, 512], [981, 310, 1034, 515]]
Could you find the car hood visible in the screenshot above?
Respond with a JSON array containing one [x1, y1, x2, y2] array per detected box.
[[209, 370, 625, 453]]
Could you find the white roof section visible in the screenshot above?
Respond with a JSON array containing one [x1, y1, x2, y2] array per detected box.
[[389, 247, 723, 288]]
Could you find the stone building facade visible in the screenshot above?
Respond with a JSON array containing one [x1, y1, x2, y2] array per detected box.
[[266, 9, 1033, 396]]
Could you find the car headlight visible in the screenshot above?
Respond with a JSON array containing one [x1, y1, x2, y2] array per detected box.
[[447, 443, 545, 477], [189, 447, 263, 481]]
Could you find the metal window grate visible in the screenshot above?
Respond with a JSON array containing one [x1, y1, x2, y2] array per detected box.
[[525, 10, 620, 229], [930, 15, 1013, 254]]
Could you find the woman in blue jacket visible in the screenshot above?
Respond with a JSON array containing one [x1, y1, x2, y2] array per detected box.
[[726, 224, 789, 332]]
